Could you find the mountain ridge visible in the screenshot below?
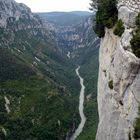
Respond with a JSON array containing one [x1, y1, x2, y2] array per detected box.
[[37, 11, 92, 26]]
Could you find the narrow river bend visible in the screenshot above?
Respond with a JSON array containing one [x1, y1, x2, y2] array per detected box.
[[70, 66, 86, 140]]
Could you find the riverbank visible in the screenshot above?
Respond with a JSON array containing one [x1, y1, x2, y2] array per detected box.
[[70, 66, 86, 140]]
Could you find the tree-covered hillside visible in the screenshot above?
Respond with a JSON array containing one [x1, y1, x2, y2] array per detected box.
[[0, 0, 100, 139], [0, 23, 80, 140], [0, 1, 81, 139]]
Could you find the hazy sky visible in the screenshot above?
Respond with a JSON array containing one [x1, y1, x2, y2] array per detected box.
[[15, 0, 91, 12]]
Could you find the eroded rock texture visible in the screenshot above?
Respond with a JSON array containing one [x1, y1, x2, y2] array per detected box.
[[96, 1, 140, 140]]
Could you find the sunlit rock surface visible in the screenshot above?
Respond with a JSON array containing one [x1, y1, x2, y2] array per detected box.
[[96, 1, 140, 140]]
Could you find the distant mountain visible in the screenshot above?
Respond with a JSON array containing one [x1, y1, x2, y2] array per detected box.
[[36, 11, 92, 26], [70, 11, 93, 16], [38, 11, 92, 17]]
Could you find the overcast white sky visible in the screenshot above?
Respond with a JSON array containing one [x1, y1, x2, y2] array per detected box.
[[15, 0, 91, 12]]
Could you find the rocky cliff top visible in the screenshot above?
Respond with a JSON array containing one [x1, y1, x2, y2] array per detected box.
[[118, 0, 140, 28], [119, 0, 140, 13]]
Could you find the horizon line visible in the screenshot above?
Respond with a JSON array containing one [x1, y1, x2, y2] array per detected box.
[[34, 10, 93, 13]]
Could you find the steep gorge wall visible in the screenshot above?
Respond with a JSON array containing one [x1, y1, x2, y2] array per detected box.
[[96, 0, 140, 140]]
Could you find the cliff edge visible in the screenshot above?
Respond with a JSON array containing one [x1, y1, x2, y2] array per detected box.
[[96, 0, 140, 140]]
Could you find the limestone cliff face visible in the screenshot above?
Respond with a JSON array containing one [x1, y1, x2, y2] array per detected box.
[[96, 0, 140, 140], [0, 0, 42, 28]]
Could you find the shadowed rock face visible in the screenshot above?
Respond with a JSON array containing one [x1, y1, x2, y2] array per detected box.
[[96, 1, 140, 140]]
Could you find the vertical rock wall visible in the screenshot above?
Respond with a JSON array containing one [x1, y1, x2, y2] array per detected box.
[[96, 1, 140, 140]]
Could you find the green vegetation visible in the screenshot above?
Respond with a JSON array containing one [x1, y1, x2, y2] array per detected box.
[[113, 19, 125, 37], [0, 76, 79, 140], [0, 17, 81, 139], [0, 47, 35, 81], [130, 34, 140, 58], [136, 13, 140, 28], [108, 80, 113, 89], [130, 13, 140, 58], [134, 106, 140, 139], [92, 0, 118, 37], [0, 45, 80, 139], [0, 5, 100, 140]]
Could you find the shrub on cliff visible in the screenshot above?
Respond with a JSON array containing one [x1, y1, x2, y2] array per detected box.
[[136, 13, 140, 28], [108, 80, 113, 89], [134, 107, 140, 139], [113, 19, 125, 37], [130, 34, 140, 58], [130, 13, 140, 58], [91, 0, 118, 38]]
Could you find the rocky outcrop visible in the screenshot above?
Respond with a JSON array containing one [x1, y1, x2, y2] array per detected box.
[[118, 0, 140, 13], [118, 0, 140, 28], [0, 0, 52, 53], [0, 0, 42, 28], [96, 1, 140, 140], [57, 17, 98, 51]]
